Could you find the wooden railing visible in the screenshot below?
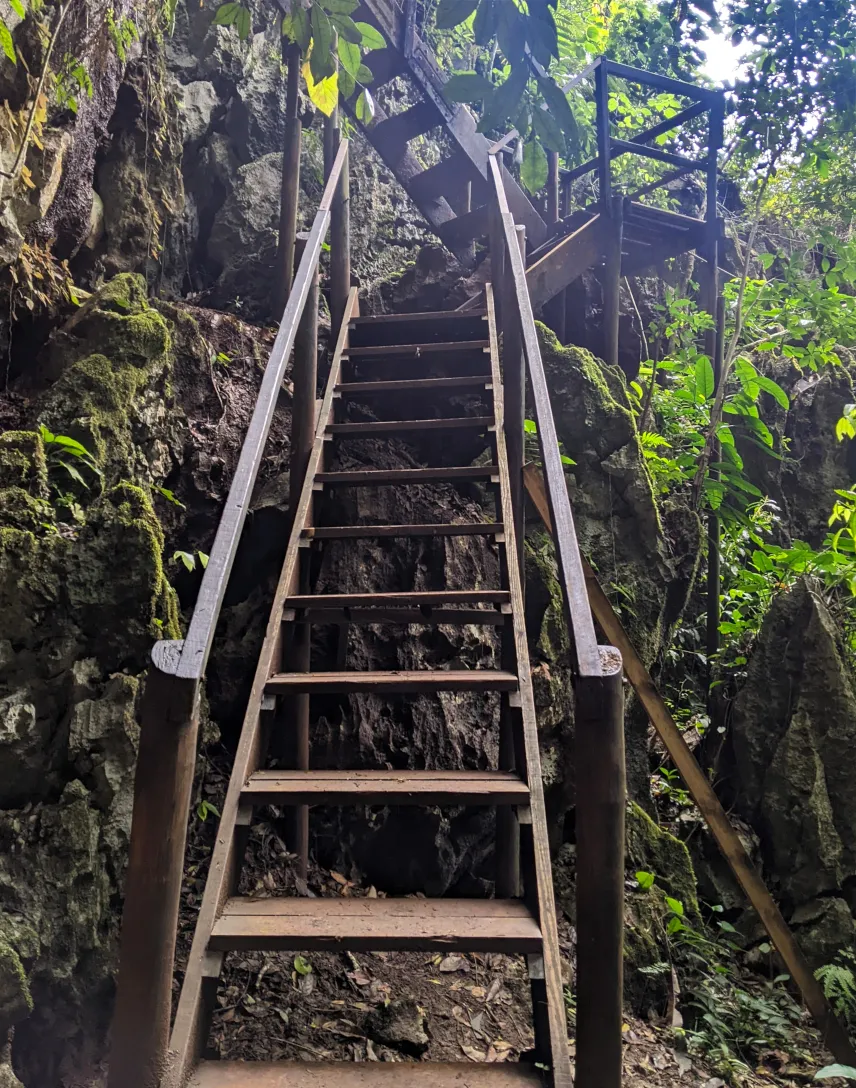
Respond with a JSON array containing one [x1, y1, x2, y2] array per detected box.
[[107, 138, 351, 1088], [487, 151, 626, 1088]]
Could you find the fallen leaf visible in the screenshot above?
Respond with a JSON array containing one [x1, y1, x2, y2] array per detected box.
[[439, 954, 468, 973], [461, 1044, 487, 1062], [330, 871, 349, 885], [672, 1051, 692, 1076], [469, 986, 487, 999]]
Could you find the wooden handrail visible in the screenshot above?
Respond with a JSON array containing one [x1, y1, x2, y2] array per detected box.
[[170, 138, 349, 683], [488, 153, 601, 678], [108, 139, 351, 1088]]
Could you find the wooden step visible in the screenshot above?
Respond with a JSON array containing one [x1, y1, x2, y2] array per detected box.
[[315, 466, 498, 485], [284, 591, 510, 608], [283, 606, 507, 625], [301, 522, 503, 539], [326, 417, 493, 436], [436, 204, 491, 250], [369, 100, 441, 160], [241, 769, 529, 806], [348, 311, 488, 352], [344, 340, 490, 357], [190, 1061, 544, 1087], [407, 152, 487, 205], [336, 375, 492, 394], [264, 669, 518, 694], [209, 896, 542, 952]]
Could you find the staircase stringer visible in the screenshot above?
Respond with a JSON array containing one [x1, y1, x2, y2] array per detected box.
[[163, 289, 359, 1088], [485, 284, 573, 1088]]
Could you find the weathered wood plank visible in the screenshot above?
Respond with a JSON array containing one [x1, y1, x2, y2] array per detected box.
[[525, 216, 605, 310], [210, 896, 542, 952], [241, 769, 529, 806], [190, 1060, 546, 1087], [302, 522, 503, 539], [264, 669, 518, 693]]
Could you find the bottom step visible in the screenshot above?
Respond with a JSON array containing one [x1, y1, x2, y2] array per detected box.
[[190, 1061, 545, 1087]]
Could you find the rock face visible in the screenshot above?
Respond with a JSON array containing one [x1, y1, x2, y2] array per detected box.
[[0, 272, 294, 1084], [535, 326, 700, 800], [730, 578, 856, 962]]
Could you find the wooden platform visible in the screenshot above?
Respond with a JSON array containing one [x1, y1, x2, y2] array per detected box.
[[189, 1062, 547, 1087]]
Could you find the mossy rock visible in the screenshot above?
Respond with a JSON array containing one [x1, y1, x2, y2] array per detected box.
[[626, 801, 700, 918], [0, 940, 32, 1035], [0, 432, 48, 499], [66, 484, 180, 665]]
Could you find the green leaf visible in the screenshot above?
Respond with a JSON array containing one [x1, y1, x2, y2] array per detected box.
[[355, 88, 375, 122], [9, 0, 25, 19], [330, 12, 362, 43], [434, 0, 478, 30], [153, 485, 186, 509], [523, 419, 538, 434], [338, 67, 355, 98], [57, 460, 87, 487], [356, 63, 373, 83], [476, 61, 527, 133], [235, 5, 250, 39], [717, 920, 738, 933], [635, 870, 655, 889], [310, 6, 335, 80], [174, 550, 195, 572], [665, 896, 684, 916], [560, 453, 576, 466], [213, 2, 240, 25], [520, 139, 548, 194], [338, 36, 361, 77], [443, 71, 494, 103], [666, 915, 683, 935], [815, 1066, 856, 1081], [323, 0, 359, 12], [473, 0, 500, 45], [291, 6, 311, 50], [526, 9, 559, 66], [355, 21, 385, 49], [694, 355, 715, 399], [537, 75, 579, 150], [294, 955, 313, 975], [533, 105, 565, 154], [303, 62, 339, 117], [754, 373, 789, 409], [198, 551, 209, 569]]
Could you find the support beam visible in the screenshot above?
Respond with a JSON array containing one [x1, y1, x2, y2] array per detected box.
[[602, 196, 623, 369], [272, 43, 302, 321], [524, 460, 856, 1071], [287, 243, 320, 879], [525, 216, 605, 311]]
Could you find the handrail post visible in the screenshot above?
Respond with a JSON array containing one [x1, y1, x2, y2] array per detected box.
[[502, 224, 527, 576], [330, 135, 350, 340], [288, 241, 320, 880], [594, 58, 612, 209], [602, 195, 623, 369], [574, 647, 625, 1088], [107, 641, 199, 1088], [273, 43, 303, 320]]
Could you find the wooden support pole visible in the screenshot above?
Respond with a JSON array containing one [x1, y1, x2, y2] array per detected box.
[[272, 43, 302, 321], [107, 644, 199, 1088], [602, 196, 623, 369], [330, 136, 350, 339], [594, 60, 612, 209], [574, 648, 626, 1088], [524, 460, 856, 1071], [547, 151, 560, 224], [706, 291, 725, 666], [703, 95, 724, 674], [288, 242, 319, 879], [489, 197, 506, 331], [502, 224, 527, 576]]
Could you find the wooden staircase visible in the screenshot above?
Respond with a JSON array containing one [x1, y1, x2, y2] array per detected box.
[[348, 1, 548, 264], [166, 293, 573, 1088]]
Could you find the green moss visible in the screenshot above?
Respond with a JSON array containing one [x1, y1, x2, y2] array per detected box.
[[0, 939, 33, 1034], [0, 487, 53, 532], [0, 431, 48, 499], [93, 272, 150, 315], [627, 800, 700, 919]]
